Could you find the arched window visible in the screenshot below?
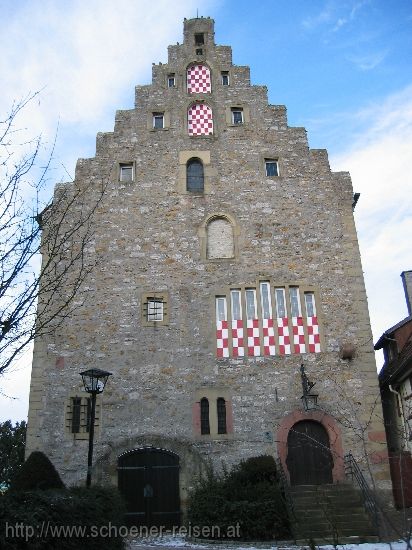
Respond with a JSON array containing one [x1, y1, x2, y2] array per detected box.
[[206, 217, 234, 259], [200, 398, 210, 435], [188, 104, 213, 136], [217, 398, 227, 434], [186, 158, 204, 192]]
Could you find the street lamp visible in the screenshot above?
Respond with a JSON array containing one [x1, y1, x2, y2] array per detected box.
[[80, 368, 112, 487], [300, 363, 318, 411]]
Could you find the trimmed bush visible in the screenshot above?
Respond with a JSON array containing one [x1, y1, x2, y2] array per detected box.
[[0, 486, 126, 549], [188, 455, 290, 541], [9, 451, 65, 491]]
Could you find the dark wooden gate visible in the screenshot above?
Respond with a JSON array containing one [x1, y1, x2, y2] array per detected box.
[[118, 448, 180, 527], [286, 420, 334, 485]]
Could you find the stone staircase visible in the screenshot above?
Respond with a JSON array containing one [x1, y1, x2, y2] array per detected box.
[[288, 483, 379, 545]]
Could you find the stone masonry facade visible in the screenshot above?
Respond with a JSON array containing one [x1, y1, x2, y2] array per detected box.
[[27, 17, 391, 517]]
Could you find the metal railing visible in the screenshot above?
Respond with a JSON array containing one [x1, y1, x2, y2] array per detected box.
[[276, 458, 298, 532], [344, 452, 381, 534]]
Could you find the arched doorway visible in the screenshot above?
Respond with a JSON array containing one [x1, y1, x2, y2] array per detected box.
[[286, 420, 334, 485], [118, 447, 180, 527]]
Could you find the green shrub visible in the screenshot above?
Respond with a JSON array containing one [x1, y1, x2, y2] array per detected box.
[[9, 451, 65, 491], [0, 486, 126, 549], [188, 455, 290, 540]]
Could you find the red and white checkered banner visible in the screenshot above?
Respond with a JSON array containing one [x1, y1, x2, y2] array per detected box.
[[188, 104, 213, 136], [216, 317, 320, 357], [307, 316, 321, 353], [216, 320, 229, 358], [262, 318, 276, 356], [292, 316, 306, 354], [277, 317, 291, 355], [247, 319, 260, 356], [187, 64, 211, 93], [232, 320, 244, 357]]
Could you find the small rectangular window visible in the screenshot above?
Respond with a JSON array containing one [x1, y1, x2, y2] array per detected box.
[[147, 299, 164, 322], [119, 163, 133, 182], [196, 48, 203, 55], [265, 159, 279, 177], [71, 397, 81, 434], [153, 112, 164, 129], [216, 296, 227, 322], [260, 282, 272, 319], [221, 71, 229, 85], [231, 108, 243, 125], [195, 33, 205, 45], [230, 290, 242, 321], [290, 287, 302, 317], [275, 288, 286, 318], [305, 292, 316, 317], [167, 74, 175, 88], [245, 289, 257, 319], [142, 292, 168, 326]]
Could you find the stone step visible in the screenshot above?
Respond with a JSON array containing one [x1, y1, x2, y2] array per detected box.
[[287, 483, 377, 542], [294, 524, 377, 536], [295, 521, 376, 531], [292, 497, 364, 508], [289, 483, 356, 493], [289, 485, 359, 496], [295, 515, 374, 526]]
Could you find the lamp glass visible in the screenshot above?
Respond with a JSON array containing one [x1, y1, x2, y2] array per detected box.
[[80, 368, 112, 394], [301, 393, 318, 411]]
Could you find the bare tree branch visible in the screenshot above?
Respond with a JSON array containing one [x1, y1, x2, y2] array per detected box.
[[0, 93, 106, 377]]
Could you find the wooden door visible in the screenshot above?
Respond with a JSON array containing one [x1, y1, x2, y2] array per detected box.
[[118, 448, 180, 527], [286, 420, 333, 485]]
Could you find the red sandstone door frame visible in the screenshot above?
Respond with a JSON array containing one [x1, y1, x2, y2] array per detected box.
[[277, 409, 345, 484]]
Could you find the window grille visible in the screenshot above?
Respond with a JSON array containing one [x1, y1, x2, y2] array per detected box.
[[147, 299, 164, 322], [68, 397, 94, 435]]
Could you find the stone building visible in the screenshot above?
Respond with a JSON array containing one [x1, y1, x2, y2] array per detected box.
[[27, 17, 391, 527]]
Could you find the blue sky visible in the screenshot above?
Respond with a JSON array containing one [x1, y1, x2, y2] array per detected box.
[[1, 0, 411, 421]]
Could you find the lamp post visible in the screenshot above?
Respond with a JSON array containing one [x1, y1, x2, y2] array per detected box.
[[300, 363, 318, 411], [80, 368, 112, 487]]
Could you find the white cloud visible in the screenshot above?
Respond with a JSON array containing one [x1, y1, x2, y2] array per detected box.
[[331, 85, 412, 364], [302, 3, 335, 29], [302, 0, 369, 32], [332, 17, 348, 32], [347, 50, 388, 70], [0, 0, 216, 182]]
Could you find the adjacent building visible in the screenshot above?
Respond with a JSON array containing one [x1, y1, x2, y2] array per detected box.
[[377, 271, 412, 508]]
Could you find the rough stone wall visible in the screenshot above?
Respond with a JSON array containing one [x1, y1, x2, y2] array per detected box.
[[26, 16, 391, 505]]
